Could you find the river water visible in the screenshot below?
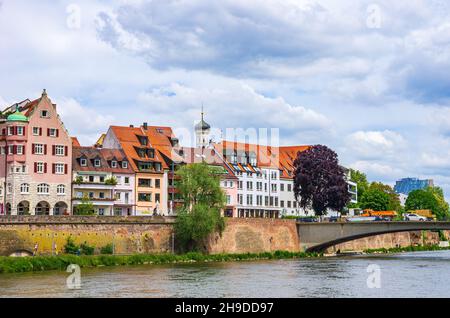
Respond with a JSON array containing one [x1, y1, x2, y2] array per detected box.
[[1, 250, 450, 298]]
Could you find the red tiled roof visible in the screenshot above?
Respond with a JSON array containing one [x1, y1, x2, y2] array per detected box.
[[279, 146, 310, 179], [73, 146, 134, 174], [71, 137, 81, 147], [110, 125, 178, 172], [179, 147, 237, 180]]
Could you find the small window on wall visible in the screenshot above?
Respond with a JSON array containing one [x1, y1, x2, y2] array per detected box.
[[122, 161, 128, 169], [40, 110, 49, 118], [80, 158, 87, 166], [57, 184, 65, 195]]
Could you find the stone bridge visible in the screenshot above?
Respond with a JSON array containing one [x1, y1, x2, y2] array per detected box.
[[297, 221, 450, 252]]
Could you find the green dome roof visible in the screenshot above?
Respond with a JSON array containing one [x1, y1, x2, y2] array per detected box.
[[7, 110, 28, 122]]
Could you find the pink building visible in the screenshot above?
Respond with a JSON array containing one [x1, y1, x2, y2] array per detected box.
[[0, 90, 72, 215]]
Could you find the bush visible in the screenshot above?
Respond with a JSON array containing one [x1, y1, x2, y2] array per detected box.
[[105, 177, 118, 186], [64, 236, 79, 255], [80, 242, 95, 255], [100, 244, 114, 255]]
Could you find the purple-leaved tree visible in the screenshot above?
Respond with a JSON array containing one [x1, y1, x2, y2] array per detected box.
[[293, 145, 351, 216]]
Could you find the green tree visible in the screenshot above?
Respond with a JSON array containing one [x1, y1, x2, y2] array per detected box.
[[73, 196, 95, 216], [359, 187, 391, 211], [174, 163, 226, 251], [405, 187, 450, 220], [369, 182, 401, 211]]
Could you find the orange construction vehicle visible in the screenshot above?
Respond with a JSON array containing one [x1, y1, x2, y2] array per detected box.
[[361, 209, 397, 219]]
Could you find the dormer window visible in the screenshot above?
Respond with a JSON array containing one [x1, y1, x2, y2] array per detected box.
[[80, 158, 87, 167], [94, 159, 101, 167], [40, 110, 49, 118], [111, 160, 118, 168], [147, 148, 155, 158], [122, 161, 128, 169]]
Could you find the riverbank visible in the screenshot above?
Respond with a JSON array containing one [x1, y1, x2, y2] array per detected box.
[[364, 244, 450, 254], [0, 250, 322, 274]]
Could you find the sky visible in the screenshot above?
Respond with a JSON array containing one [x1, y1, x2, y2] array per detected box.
[[1, 0, 450, 197]]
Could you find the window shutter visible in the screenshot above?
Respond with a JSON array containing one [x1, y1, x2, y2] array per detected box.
[[32, 144, 35, 154], [56, 129, 59, 137], [44, 163, 47, 173], [39, 128, 42, 136], [13, 145, 17, 155], [1, 128, 5, 135], [22, 126, 26, 136], [52, 145, 55, 156], [65, 146, 68, 157], [44, 144, 47, 155], [47, 128, 50, 136], [34, 162, 37, 173], [52, 164, 55, 174], [13, 126, 17, 135], [65, 164, 68, 175]]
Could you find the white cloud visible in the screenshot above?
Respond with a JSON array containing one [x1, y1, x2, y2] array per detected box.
[[346, 130, 406, 160], [57, 98, 114, 146]]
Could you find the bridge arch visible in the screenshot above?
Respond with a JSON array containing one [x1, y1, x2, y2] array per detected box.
[[297, 222, 450, 253]]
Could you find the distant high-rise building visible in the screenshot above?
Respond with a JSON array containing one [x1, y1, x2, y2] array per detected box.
[[394, 178, 434, 195]]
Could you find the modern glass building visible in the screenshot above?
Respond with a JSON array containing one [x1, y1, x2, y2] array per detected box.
[[394, 178, 434, 195]]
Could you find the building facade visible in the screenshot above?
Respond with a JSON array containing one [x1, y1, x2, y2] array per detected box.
[[72, 147, 135, 216], [0, 90, 72, 215], [394, 178, 434, 195], [102, 124, 180, 215]]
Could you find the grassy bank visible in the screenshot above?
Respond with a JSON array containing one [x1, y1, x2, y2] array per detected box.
[[364, 244, 450, 254], [0, 250, 321, 274]]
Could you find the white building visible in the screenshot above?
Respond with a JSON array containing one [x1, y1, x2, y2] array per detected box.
[[218, 141, 282, 218]]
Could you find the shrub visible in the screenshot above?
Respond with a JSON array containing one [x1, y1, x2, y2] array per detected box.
[[64, 236, 79, 255], [80, 242, 95, 255], [100, 244, 114, 255], [105, 177, 118, 186]]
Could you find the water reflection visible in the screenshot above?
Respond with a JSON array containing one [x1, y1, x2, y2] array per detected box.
[[1, 251, 450, 298]]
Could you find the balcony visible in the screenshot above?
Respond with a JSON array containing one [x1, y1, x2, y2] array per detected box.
[[73, 182, 115, 190]]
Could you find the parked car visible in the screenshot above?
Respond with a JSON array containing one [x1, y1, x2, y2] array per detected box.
[[404, 213, 427, 221], [328, 216, 339, 222], [374, 216, 392, 222], [297, 216, 319, 223]]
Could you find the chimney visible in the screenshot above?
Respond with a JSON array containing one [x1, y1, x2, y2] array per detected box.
[[42, 89, 47, 97], [143, 122, 148, 130]]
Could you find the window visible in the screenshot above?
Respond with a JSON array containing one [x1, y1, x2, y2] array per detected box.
[[122, 161, 128, 169], [115, 192, 121, 200], [33, 144, 44, 155], [16, 145, 24, 155], [280, 200, 285, 208], [20, 183, 29, 194], [99, 176, 105, 183], [138, 193, 152, 202], [280, 184, 285, 192], [226, 195, 231, 205], [138, 179, 152, 187], [57, 184, 65, 195], [17, 126, 24, 136], [33, 127, 40, 136], [238, 194, 243, 205], [124, 177, 130, 185], [55, 145, 65, 156], [89, 176, 95, 182], [111, 160, 118, 168], [40, 110, 49, 118], [80, 158, 87, 166], [94, 159, 101, 167], [54, 163, 65, 174], [238, 181, 243, 190], [0, 147, 5, 155], [247, 194, 253, 205], [99, 192, 105, 199], [48, 128, 57, 137], [155, 179, 160, 189], [7, 127, 14, 136], [114, 207, 122, 216], [36, 162, 45, 173], [98, 208, 105, 216], [247, 181, 253, 190], [8, 145, 13, 155], [37, 183, 49, 194], [7, 183, 12, 194], [155, 193, 160, 203], [287, 184, 292, 192]]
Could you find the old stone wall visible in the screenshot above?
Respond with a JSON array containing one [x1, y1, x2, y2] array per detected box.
[[327, 230, 449, 253], [206, 218, 300, 254], [0, 216, 175, 256]]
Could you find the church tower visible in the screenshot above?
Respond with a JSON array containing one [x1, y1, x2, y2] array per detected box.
[[195, 106, 211, 148]]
